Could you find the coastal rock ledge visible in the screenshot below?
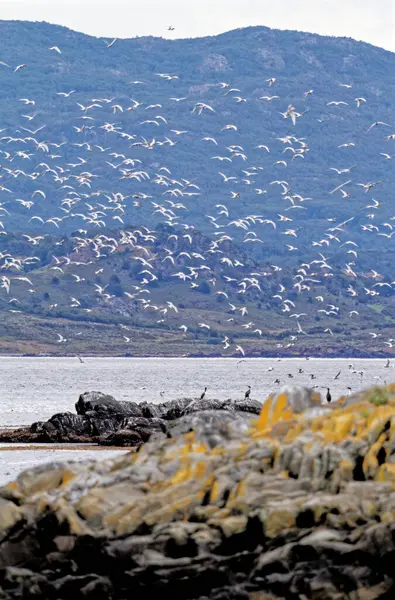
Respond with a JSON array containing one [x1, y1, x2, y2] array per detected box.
[[1, 384, 395, 598], [0, 390, 266, 446]]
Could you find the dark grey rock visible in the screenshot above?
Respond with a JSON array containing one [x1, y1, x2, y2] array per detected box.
[[75, 391, 126, 416], [6, 392, 262, 447], [48, 413, 91, 437]]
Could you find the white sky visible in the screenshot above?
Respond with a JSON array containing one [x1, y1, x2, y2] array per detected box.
[[0, 0, 394, 52]]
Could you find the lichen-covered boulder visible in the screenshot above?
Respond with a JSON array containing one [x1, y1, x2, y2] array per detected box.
[[256, 385, 323, 431], [168, 409, 252, 439], [1, 384, 395, 598]]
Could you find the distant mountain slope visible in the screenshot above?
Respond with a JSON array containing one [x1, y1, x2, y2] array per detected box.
[[0, 21, 393, 355], [0, 22, 394, 236]]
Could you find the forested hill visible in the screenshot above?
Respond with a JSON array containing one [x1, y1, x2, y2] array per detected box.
[[0, 21, 393, 356], [0, 21, 394, 233], [0, 21, 394, 238]]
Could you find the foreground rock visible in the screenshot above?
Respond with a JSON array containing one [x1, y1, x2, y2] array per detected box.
[[0, 384, 394, 598], [0, 390, 266, 447]]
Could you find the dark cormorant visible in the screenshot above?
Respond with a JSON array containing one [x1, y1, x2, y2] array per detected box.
[[326, 388, 332, 403], [200, 386, 207, 400], [244, 385, 251, 400], [385, 359, 390, 368], [274, 378, 280, 384]]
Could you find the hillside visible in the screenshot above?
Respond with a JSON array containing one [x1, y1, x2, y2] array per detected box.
[[0, 21, 394, 356]]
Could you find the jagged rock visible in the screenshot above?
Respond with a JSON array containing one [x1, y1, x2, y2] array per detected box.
[[75, 391, 127, 416], [0, 384, 394, 598], [122, 416, 167, 435], [183, 398, 228, 415], [49, 412, 90, 434], [223, 398, 263, 415], [118, 400, 144, 417], [99, 428, 144, 447], [0, 392, 263, 446], [168, 409, 253, 440], [138, 401, 165, 419], [159, 398, 194, 420], [100, 416, 167, 446], [0, 500, 21, 537], [257, 385, 323, 432]]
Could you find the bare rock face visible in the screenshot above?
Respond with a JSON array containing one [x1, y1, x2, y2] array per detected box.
[[31, 413, 90, 439], [75, 390, 128, 416], [198, 53, 229, 73], [0, 392, 265, 446], [0, 384, 395, 598]]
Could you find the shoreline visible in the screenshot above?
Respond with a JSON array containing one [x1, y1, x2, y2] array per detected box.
[[0, 392, 266, 447], [0, 443, 127, 451], [0, 354, 392, 359], [1, 383, 395, 598]]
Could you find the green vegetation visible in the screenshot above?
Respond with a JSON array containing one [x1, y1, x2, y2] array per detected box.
[[367, 387, 389, 406], [0, 22, 392, 355], [368, 304, 385, 314]]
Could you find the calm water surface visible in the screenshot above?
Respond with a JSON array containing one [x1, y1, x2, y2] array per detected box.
[[0, 357, 393, 485]]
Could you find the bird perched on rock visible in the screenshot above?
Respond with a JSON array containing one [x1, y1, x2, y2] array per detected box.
[[200, 386, 207, 400], [244, 385, 251, 400], [326, 388, 332, 403]]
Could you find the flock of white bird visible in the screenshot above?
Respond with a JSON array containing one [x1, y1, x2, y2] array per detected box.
[[0, 32, 394, 356]]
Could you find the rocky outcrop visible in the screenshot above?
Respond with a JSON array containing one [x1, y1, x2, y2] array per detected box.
[[0, 384, 395, 598], [0, 391, 265, 447]]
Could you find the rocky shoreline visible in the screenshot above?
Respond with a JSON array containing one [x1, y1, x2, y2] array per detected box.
[[0, 390, 263, 447], [1, 384, 395, 598]]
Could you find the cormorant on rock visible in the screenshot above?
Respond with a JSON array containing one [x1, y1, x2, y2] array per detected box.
[[200, 386, 207, 400], [244, 385, 251, 400], [326, 388, 332, 403]]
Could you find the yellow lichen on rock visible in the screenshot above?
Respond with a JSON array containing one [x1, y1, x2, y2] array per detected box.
[[317, 413, 355, 443], [363, 433, 387, 478], [255, 387, 325, 435], [264, 506, 297, 538], [0, 499, 22, 533], [253, 386, 395, 448], [255, 393, 292, 432], [61, 469, 76, 488], [51, 498, 93, 535], [4, 383, 395, 551], [376, 463, 395, 487]]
